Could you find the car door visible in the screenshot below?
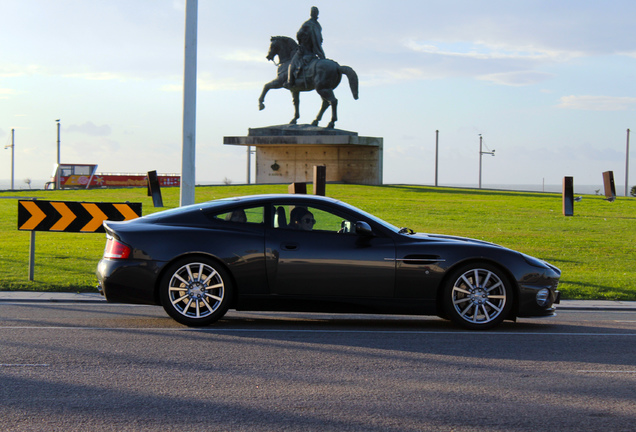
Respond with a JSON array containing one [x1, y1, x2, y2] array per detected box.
[[265, 203, 396, 298]]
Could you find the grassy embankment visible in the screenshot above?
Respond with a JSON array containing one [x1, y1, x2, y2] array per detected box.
[[0, 184, 634, 300]]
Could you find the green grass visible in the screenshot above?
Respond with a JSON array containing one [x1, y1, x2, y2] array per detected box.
[[1, 184, 634, 300]]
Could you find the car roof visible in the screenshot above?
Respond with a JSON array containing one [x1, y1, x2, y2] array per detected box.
[[213, 194, 342, 205], [223, 194, 339, 201]]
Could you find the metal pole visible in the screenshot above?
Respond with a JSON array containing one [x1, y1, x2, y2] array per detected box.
[[28, 197, 38, 280], [56, 120, 61, 190], [478, 134, 495, 189], [180, 0, 198, 206], [10, 129, 14, 189], [29, 231, 35, 281], [247, 146, 251, 184], [4, 129, 15, 189], [434, 130, 439, 187], [479, 134, 483, 189], [626, 128, 630, 197]]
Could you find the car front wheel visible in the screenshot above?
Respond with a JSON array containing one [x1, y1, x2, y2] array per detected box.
[[443, 263, 513, 330], [160, 257, 232, 326]]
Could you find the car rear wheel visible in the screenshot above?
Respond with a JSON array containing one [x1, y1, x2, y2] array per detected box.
[[443, 263, 513, 330], [160, 257, 232, 326]]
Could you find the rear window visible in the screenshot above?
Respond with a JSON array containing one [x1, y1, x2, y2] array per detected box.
[[210, 207, 264, 224]]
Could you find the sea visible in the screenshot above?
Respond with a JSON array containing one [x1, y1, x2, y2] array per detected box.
[[0, 179, 625, 196]]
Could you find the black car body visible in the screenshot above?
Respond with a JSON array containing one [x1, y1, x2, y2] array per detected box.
[[96, 194, 561, 329]]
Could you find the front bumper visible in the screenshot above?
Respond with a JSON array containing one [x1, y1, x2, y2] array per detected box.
[[515, 262, 561, 317]]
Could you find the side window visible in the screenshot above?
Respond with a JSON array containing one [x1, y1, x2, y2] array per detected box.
[[212, 206, 264, 224], [273, 204, 355, 234]]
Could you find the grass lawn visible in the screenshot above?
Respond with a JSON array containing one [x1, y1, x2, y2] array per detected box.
[[1, 184, 634, 300]]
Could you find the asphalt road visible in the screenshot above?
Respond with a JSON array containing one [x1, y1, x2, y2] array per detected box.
[[1, 303, 635, 432]]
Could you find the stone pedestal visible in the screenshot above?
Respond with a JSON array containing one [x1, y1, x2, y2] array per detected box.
[[224, 125, 383, 185]]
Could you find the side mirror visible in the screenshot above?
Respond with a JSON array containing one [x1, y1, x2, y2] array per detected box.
[[355, 221, 374, 236]]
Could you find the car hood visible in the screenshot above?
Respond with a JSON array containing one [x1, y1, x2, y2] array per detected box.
[[409, 232, 505, 248]]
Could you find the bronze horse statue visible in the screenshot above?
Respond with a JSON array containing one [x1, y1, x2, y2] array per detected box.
[[258, 36, 359, 129]]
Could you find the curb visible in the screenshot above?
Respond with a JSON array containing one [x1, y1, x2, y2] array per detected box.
[[0, 292, 106, 303], [0, 293, 635, 311], [557, 305, 636, 311]]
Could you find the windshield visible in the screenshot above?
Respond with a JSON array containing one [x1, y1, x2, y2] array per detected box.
[[335, 200, 402, 233]]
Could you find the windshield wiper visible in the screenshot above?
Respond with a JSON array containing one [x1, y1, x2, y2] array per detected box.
[[398, 227, 415, 235]]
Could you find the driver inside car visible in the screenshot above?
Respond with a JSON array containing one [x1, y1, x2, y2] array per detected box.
[[289, 207, 316, 231]]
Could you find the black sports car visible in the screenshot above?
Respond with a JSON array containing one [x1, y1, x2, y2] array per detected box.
[[96, 194, 560, 329]]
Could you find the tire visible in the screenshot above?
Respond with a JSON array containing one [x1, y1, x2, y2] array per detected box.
[[442, 263, 513, 330], [159, 257, 232, 326]]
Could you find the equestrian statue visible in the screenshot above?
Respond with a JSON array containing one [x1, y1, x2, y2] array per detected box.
[[258, 7, 359, 129]]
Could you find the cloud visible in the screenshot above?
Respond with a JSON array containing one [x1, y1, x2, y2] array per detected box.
[[478, 71, 555, 86], [160, 73, 265, 92], [0, 64, 44, 78], [66, 122, 112, 136], [404, 40, 581, 62], [0, 88, 17, 99], [0, 64, 131, 81], [219, 50, 269, 63], [353, 39, 578, 86], [62, 72, 130, 81], [557, 95, 636, 111]]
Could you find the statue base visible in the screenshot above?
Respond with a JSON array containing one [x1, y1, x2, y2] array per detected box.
[[224, 125, 383, 185]]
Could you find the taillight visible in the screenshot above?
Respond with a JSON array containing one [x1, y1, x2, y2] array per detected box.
[[103, 236, 131, 259]]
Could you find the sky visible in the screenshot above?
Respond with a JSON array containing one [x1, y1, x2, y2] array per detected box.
[[1, 0, 635, 192]]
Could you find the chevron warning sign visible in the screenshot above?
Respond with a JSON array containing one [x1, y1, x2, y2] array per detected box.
[[18, 200, 142, 233]]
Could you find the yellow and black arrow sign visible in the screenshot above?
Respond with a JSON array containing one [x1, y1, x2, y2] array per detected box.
[[18, 200, 142, 233]]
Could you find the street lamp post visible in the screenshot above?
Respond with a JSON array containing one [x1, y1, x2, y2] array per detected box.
[[435, 130, 439, 187], [56, 119, 61, 190], [180, 0, 198, 207], [478, 134, 495, 189], [4, 129, 14, 189]]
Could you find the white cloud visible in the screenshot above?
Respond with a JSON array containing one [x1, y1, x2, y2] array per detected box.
[[66, 122, 112, 137], [0, 88, 17, 99], [62, 72, 130, 81], [404, 40, 581, 62], [160, 75, 263, 92], [219, 50, 269, 63], [0, 64, 43, 77], [557, 95, 636, 111], [478, 71, 554, 86]]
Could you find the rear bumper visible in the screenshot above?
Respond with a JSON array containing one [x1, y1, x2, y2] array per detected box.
[[96, 258, 162, 305]]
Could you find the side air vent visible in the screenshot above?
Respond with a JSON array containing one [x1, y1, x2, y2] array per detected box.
[[402, 255, 444, 264], [386, 255, 445, 265]]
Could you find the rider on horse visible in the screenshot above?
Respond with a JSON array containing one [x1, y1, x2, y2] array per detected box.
[[288, 6, 325, 88]]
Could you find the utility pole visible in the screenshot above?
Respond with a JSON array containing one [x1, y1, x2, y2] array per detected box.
[[4, 129, 15, 189], [180, 0, 198, 206], [626, 128, 630, 197], [478, 134, 495, 189]]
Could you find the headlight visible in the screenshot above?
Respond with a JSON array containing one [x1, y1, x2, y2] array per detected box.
[[536, 288, 551, 307]]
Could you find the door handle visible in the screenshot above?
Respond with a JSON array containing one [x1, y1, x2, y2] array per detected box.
[[281, 242, 299, 251]]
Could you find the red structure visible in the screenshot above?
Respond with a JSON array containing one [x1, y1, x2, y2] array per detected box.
[[45, 164, 180, 190]]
